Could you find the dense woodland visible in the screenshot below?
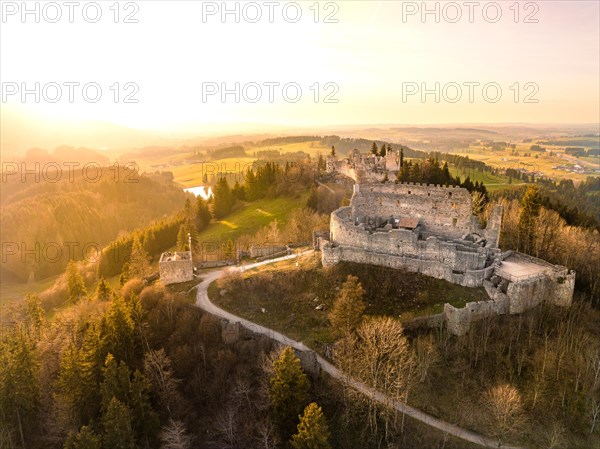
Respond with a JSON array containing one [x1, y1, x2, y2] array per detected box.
[[0, 273, 482, 449], [493, 177, 600, 230], [207, 160, 316, 220], [1, 167, 187, 282]]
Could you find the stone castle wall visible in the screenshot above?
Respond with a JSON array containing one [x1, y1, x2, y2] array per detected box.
[[505, 269, 575, 313], [327, 150, 401, 184], [322, 243, 494, 288], [548, 271, 576, 307], [444, 297, 509, 336], [351, 183, 474, 240], [441, 268, 575, 336], [327, 206, 497, 280]]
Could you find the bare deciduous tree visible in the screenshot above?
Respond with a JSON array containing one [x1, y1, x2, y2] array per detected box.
[[213, 405, 238, 449], [144, 349, 183, 418], [255, 419, 278, 449], [544, 423, 566, 449], [414, 334, 439, 383], [482, 384, 526, 445], [159, 419, 194, 449], [232, 374, 253, 409], [589, 396, 600, 435], [334, 317, 415, 441]]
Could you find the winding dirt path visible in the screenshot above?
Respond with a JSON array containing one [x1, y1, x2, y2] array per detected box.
[[194, 252, 525, 449]]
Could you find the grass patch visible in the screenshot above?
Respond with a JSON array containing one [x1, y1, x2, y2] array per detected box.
[[211, 256, 488, 350], [0, 275, 60, 307], [197, 194, 309, 245], [447, 165, 514, 192]]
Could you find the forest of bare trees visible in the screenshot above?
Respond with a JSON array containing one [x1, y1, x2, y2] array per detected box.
[[490, 188, 600, 302]]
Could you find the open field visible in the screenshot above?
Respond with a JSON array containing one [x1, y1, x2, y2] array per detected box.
[[132, 140, 331, 188], [197, 194, 309, 246], [252, 140, 331, 157], [170, 156, 256, 187], [451, 142, 600, 183], [446, 165, 516, 191]]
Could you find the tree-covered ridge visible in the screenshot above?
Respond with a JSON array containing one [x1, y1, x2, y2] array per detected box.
[[1, 168, 188, 282], [257, 136, 322, 147], [0, 280, 339, 449], [206, 145, 247, 159], [320, 136, 422, 158], [493, 177, 600, 230]]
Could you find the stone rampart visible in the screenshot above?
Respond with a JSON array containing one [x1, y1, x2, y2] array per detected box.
[[323, 243, 494, 288], [327, 207, 496, 280], [548, 271, 576, 307], [505, 269, 575, 313]]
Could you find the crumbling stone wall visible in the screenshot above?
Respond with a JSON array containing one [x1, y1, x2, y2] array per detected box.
[[440, 268, 575, 335], [326, 205, 497, 282], [484, 205, 503, 248], [327, 152, 391, 183], [444, 298, 509, 336], [221, 320, 241, 344], [548, 271, 576, 307], [312, 230, 330, 249], [505, 276, 549, 314], [249, 245, 288, 258], [350, 183, 474, 240], [322, 243, 494, 288], [159, 252, 194, 285], [505, 270, 575, 313]]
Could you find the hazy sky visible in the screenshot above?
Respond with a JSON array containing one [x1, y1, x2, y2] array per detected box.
[[1, 0, 599, 131]]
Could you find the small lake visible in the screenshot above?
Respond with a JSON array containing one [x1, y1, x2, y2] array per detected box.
[[184, 186, 213, 200]]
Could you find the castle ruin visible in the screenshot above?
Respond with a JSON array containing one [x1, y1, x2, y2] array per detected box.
[[327, 148, 402, 183], [159, 251, 194, 285], [320, 152, 575, 335]]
